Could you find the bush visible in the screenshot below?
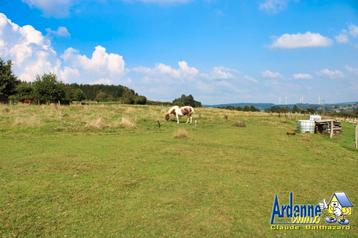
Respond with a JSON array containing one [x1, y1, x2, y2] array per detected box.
[[33, 73, 66, 104]]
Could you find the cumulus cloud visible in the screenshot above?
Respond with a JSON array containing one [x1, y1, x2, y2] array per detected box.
[[46, 26, 70, 38], [292, 73, 312, 80], [0, 13, 125, 84], [317, 69, 344, 79], [261, 70, 283, 79], [62, 46, 125, 83], [132, 61, 198, 80], [271, 32, 332, 49], [0, 13, 61, 81]]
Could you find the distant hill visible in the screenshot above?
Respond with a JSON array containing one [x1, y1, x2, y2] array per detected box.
[[207, 102, 358, 111], [207, 103, 275, 110]]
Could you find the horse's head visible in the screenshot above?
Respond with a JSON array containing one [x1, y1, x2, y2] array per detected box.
[[165, 113, 170, 121]]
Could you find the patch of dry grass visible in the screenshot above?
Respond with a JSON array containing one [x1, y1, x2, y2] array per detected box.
[[174, 128, 189, 139], [118, 117, 136, 129], [13, 116, 41, 128], [233, 121, 246, 127], [85, 117, 105, 129]]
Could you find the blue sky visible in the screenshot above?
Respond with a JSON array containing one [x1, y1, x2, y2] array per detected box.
[[0, 0, 357, 104]]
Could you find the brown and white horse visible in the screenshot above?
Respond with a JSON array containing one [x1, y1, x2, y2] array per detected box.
[[165, 105, 194, 124]]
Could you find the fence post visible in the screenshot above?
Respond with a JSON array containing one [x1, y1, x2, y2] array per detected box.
[[330, 120, 334, 139], [355, 124, 358, 149]]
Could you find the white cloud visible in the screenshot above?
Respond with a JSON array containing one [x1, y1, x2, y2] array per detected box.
[[259, 0, 289, 14], [335, 33, 349, 44], [132, 60, 198, 80], [22, 0, 76, 17], [61, 46, 125, 84], [0, 13, 61, 82], [46, 26, 70, 38], [271, 32, 332, 49], [292, 73, 312, 80], [0, 13, 125, 84], [345, 65, 358, 75], [317, 69, 344, 79], [348, 24, 358, 37], [335, 24, 358, 44], [202, 67, 236, 80], [261, 70, 283, 79]]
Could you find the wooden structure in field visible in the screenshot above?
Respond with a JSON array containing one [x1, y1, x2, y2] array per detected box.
[[315, 119, 342, 138]]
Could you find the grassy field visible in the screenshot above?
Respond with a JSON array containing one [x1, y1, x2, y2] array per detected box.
[[0, 104, 357, 237]]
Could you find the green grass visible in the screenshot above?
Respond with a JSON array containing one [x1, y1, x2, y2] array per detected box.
[[0, 104, 357, 237]]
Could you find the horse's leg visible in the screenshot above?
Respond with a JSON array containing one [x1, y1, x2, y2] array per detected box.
[[176, 114, 180, 124], [190, 116, 192, 124], [186, 116, 189, 124]]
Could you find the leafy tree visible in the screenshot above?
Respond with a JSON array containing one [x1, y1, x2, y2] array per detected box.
[[95, 90, 112, 102], [33, 73, 66, 104], [65, 87, 87, 102], [0, 58, 19, 102], [73, 88, 86, 101], [16, 82, 35, 102], [172, 94, 202, 107], [134, 95, 147, 105]]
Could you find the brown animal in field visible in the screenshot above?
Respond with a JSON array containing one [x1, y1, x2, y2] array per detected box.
[[20, 99, 33, 104], [165, 105, 194, 124]]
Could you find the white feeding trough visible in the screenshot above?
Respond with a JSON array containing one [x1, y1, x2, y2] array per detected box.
[[297, 120, 315, 133], [309, 115, 321, 121]]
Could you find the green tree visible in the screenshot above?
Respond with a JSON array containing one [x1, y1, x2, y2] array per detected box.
[[73, 88, 86, 101], [16, 82, 34, 102], [134, 95, 147, 105], [95, 90, 112, 102], [0, 58, 19, 102], [33, 73, 66, 104], [172, 94, 202, 107]]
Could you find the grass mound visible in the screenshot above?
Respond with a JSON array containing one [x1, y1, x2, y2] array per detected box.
[[13, 116, 41, 128], [85, 117, 105, 129], [233, 121, 246, 127], [174, 128, 189, 139], [118, 117, 136, 129]]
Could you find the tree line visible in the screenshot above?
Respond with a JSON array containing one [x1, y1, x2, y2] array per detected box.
[[0, 58, 202, 107], [0, 58, 147, 104]]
